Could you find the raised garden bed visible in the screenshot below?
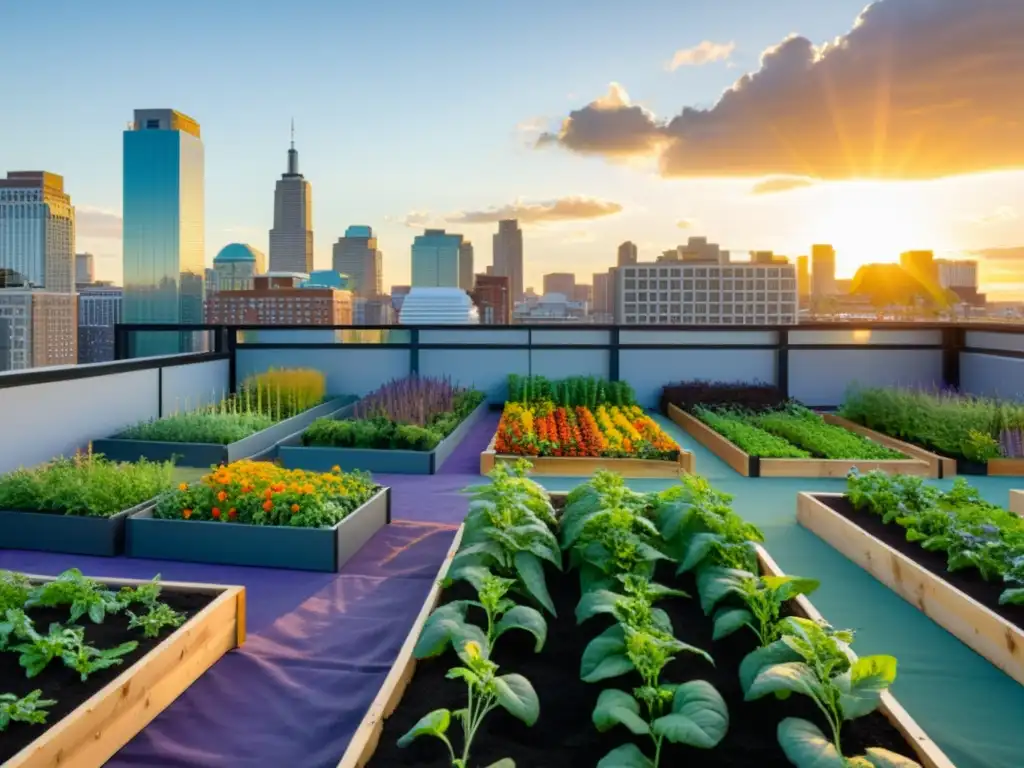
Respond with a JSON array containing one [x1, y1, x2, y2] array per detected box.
[[128, 486, 390, 572], [1, 572, 245, 768], [480, 433, 693, 477], [1012, 490, 1024, 517], [339, 477, 952, 768], [1, 498, 155, 558], [278, 400, 488, 475], [797, 491, 1024, 687], [92, 396, 353, 467], [667, 404, 931, 478]]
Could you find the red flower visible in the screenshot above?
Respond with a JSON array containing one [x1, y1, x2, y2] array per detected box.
[[211, 508, 221, 519], [182, 509, 192, 520], [228, 508, 238, 520]]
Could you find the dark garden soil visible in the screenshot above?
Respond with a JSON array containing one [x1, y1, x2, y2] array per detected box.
[[0, 589, 213, 763], [368, 559, 917, 767], [820, 494, 1024, 630]]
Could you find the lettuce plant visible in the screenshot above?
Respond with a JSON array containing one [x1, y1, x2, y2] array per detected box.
[[592, 627, 728, 768], [398, 639, 538, 768], [0, 690, 56, 732]]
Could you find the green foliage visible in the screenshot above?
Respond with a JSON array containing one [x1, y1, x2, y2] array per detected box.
[[963, 429, 1001, 462], [127, 602, 187, 638], [507, 374, 635, 408], [0, 570, 31, 613], [752, 405, 905, 460], [118, 576, 164, 608], [840, 385, 1024, 460], [26, 568, 124, 624], [0, 690, 57, 732], [693, 407, 810, 458], [847, 470, 1024, 604], [0, 453, 175, 517], [61, 638, 139, 681], [710, 574, 820, 647], [13, 622, 84, 678], [119, 410, 276, 445]]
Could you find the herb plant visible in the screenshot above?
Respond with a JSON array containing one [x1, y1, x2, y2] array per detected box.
[[14, 623, 85, 678], [26, 568, 124, 624], [694, 406, 810, 458], [0, 570, 30, 613], [61, 638, 138, 681], [753, 405, 905, 460], [0, 690, 57, 732], [127, 602, 187, 638]]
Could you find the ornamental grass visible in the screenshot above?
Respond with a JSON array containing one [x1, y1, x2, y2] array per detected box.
[[153, 459, 378, 528], [0, 451, 175, 517]]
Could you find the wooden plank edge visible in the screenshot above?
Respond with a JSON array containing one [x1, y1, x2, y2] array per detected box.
[[758, 458, 932, 478], [821, 415, 944, 479], [666, 404, 751, 476], [987, 458, 1024, 476], [796, 492, 1024, 688], [7, 584, 244, 768], [337, 524, 467, 768], [755, 544, 955, 768], [1010, 490, 1024, 517]]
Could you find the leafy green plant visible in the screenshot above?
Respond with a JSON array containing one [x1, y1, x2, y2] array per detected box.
[[0, 570, 30, 613], [398, 638, 538, 768], [743, 617, 913, 766], [118, 576, 164, 608], [507, 374, 635, 408], [14, 623, 84, 678], [592, 627, 729, 768], [709, 573, 820, 646], [753, 406, 905, 460], [0, 453, 174, 517], [694, 406, 810, 458], [962, 429, 1000, 462], [0, 608, 34, 650], [62, 639, 138, 681], [127, 602, 187, 638], [26, 569, 124, 624], [0, 690, 57, 732], [119, 410, 276, 445]]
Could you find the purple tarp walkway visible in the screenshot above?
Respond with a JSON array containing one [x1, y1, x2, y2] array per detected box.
[[0, 413, 500, 767]]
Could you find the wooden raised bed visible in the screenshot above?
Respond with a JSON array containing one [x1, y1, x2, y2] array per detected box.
[[1011, 490, 1024, 517], [479, 434, 693, 478], [6, 574, 245, 768], [797, 492, 1024, 688], [337, 500, 953, 768], [666, 404, 932, 478]]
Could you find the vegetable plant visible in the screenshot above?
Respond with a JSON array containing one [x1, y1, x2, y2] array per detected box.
[[0, 570, 30, 613], [709, 573, 821, 646], [14, 623, 85, 678], [25, 568, 124, 624], [398, 638, 538, 768], [127, 602, 187, 638], [694, 406, 810, 458], [753, 405, 905, 461], [61, 638, 139, 681], [0, 690, 57, 732]]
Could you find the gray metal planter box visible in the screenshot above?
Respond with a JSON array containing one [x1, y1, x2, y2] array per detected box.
[[0, 497, 157, 557], [275, 400, 488, 474], [125, 487, 391, 572], [91, 397, 354, 468]]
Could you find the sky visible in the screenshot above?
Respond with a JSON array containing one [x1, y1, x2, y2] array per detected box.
[[3, 0, 1024, 297]]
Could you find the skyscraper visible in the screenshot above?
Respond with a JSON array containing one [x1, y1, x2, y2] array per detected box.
[[796, 255, 810, 299], [617, 241, 638, 267], [900, 250, 939, 291], [75, 252, 95, 286], [412, 229, 462, 287], [123, 109, 205, 356], [459, 240, 475, 292], [0, 171, 77, 370], [543, 273, 576, 297], [269, 123, 313, 273], [811, 244, 836, 298], [492, 219, 523, 301], [332, 225, 382, 297]]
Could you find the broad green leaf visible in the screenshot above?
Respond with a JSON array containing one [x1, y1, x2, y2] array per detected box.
[[575, 590, 621, 624], [655, 500, 694, 542], [494, 605, 547, 652], [776, 717, 846, 768], [863, 748, 924, 767], [413, 603, 473, 659], [579, 563, 616, 596], [677, 532, 722, 573], [838, 655, 897, 719], [452, 623, 489, 664], [696, 566, 752, 615], [509, 522, 563, 570], [596, 743, 654, 768], [651, 607, 673, 634], [514, 551, 556, 616], [592, 688, 650, 735], [763, 575, 821, 602], [746, 662, 824, 702], [483, 760, 517, 768], [635, 541, 671, 564], [446, 667, 481, 687], [452, 541, 504, 566], [739, 640, 802, 694], [396, 708, 451, 748], [580, 540, 614, 572], [581, 624, 634, 682], [88, 602, 105, 624], [646, 582, 690, 601], [651, 680, 729, 748], [560, 506, 604, 549], [999, 588, 1024, 605], [712, 607, 754, 641], [493, 673, 540, 726], [448, 565, 491, 592]]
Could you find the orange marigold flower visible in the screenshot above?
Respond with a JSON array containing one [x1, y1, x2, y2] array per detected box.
[[178, 483, 188, 492], [182, 509, 192, 519], [262, 500, 273, 512], [291, 503, 300, 513], [217, 491, 228, 502], [331, 465, 341, 473]]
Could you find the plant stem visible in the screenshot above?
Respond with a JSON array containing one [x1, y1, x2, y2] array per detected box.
[[653, 734, 664, 768]]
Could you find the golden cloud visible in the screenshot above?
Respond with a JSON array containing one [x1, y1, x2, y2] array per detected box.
[[667, 41, 736, 70], [537, 0, 1024, 180], [447, 197, 623, 225], [751, 177, 817, 195]]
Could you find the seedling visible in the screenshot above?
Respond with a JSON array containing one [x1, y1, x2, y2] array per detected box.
[[14, 623, 84, 678], [0, 690, 57, 732], [127, 602, 186, 638], [62, 639, 138, 681]]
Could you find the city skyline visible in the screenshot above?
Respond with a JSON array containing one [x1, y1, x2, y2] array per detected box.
[[3, 0, 1024, 297]]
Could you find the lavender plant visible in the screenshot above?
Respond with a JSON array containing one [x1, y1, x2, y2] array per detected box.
[[352, 375, 463, 425]]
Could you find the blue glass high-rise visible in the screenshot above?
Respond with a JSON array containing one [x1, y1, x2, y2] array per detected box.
[[411, 229, 462, 287], [122, 109, 205, 357]]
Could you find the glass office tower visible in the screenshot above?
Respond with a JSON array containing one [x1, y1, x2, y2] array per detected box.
[[411, 229, 462, 287], [122, 109, 205, 356]]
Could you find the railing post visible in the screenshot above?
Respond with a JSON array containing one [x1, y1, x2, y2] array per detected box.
[[777, 328, 790, 398], [410, 328, 420, 376], [113, 324, 127, 361], [942, 326, 963, 391], [227, 326, 238, 394], [609, 327, 620, 382]]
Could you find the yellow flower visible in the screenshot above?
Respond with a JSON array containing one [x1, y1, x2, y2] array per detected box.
[[178, 483, 188, 492], [331, 465, 341, 473], [464, 640, 482, 660]]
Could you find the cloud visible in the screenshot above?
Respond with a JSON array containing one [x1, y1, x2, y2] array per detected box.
[[447, 196, 623, 225], [676, 219, 695, 229], [537, 0, 1024, 180], [402, 211, 433, 229], [970, 205, 1019, 225], [667, 41, 736, 70], [76, 207, 122, 239], [751, 177, 817, 195]]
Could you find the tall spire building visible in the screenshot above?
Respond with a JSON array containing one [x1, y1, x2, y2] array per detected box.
[[492, 219, 523, 302], [269, 122, 313, 273]]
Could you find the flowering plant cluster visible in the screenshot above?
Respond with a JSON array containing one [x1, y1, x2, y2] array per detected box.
[[495, 401, 679, 461], [153, 460, 378, 528]]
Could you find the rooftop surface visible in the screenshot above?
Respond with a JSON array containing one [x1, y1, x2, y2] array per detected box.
[[1, 410, 1020, 768]]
